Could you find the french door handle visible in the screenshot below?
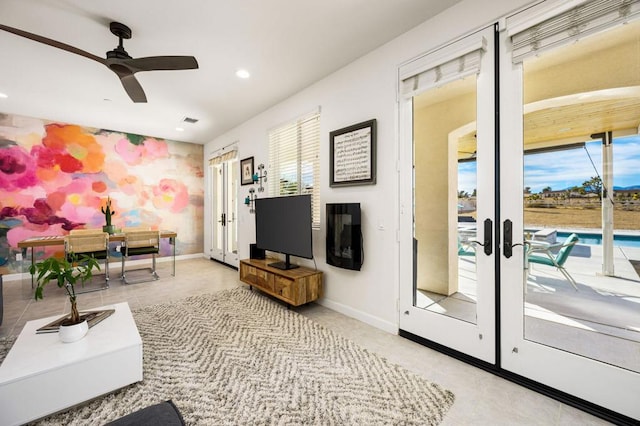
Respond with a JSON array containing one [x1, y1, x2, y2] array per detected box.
[[503, 219, 526, 258], [469, 218, 492, 256]]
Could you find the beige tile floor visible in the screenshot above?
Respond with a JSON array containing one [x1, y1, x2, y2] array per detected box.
[[0, 257, 613, 425]]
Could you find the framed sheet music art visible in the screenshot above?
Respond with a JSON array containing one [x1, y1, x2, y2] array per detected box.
[[329, 119, 376, 187]]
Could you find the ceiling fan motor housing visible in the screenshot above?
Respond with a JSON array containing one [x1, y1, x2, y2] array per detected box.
[[107, 22, 132, 60]]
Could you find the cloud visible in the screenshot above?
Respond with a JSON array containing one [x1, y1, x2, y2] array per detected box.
[[455, 136, 640, 194], [524, 137, 640, 192]]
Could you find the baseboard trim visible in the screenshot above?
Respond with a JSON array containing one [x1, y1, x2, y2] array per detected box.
[[317, 298, 397, 334], [0, 253, 206, 282], [209, 257, 239, 270]]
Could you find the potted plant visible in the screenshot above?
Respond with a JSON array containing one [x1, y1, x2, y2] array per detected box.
[[101, 196, 117, 234], [29, 253, 101, 342]]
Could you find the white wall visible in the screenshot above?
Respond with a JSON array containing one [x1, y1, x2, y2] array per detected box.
[[204, 0, 533, 333]]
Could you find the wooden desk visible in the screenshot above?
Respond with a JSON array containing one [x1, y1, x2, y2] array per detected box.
[[16, 230, 177, 248], [17, 231, 177, 282], [0, 266, 7, 326]]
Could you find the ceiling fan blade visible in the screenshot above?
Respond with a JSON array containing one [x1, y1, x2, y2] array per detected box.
[[119, 74, 147, 103], [122, 56, 199, 72], [0, 24, 105, 65]]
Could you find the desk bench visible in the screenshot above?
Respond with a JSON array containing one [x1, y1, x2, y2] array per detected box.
[[17, 231, 177, 285]]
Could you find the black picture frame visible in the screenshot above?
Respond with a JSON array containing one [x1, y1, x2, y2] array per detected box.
[[240, 157, 255, 186], [330, 119, 377, 187]]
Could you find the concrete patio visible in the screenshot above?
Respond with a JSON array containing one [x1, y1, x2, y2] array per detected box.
[[416, 241, 640, 373]]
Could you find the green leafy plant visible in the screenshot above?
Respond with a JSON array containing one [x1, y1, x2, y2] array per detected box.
[[101, 196, 116, 227], [29, 254, 101, 324]]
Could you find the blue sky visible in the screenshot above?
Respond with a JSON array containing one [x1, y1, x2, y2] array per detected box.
[[458, 135, 640, 194], [524, 135, 640, 193]]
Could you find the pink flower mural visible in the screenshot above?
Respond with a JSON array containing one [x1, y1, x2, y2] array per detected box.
[[0, 113, 204, 271], [152, 179, 189, 213], [115, 135, 169, 165], [0, 144, 38, 191]]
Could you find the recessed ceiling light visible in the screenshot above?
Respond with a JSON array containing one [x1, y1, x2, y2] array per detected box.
[[0, 92, 8, 99], [175, 127, 185, 132], [236, 69, 250, 79]]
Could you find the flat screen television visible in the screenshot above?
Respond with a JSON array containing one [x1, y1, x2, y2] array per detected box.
[[255, 194, 313, 270]]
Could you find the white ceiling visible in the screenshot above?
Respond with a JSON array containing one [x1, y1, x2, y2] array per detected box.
[[0, 0, 461, 144]]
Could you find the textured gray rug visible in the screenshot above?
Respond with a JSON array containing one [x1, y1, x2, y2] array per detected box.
[[1, 287, 454, 425]]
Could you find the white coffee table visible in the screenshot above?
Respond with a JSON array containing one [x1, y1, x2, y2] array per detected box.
[[0, 302, 142, 426]]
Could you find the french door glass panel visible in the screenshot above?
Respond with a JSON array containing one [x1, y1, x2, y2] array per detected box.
[[399, 27, 495, 363], [212, 163, 224, 258], [500, 17, 640, 419], [225, 160, 238, 260]]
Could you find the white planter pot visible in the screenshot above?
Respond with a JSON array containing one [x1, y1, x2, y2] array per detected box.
[[59, 320, 89, 343]]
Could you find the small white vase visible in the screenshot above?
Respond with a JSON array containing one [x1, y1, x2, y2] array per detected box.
[[59, 320, 89, 343]]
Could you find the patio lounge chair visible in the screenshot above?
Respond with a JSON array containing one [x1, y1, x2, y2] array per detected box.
[[528, 233, 579, 290], [458, 236, 476, 257]]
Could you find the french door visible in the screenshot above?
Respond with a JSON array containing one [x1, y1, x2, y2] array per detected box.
[[499, 1, 640, 419], [399, 1, 640, 420], [210, 157, 238, 267], [399, 26, 497, 363]]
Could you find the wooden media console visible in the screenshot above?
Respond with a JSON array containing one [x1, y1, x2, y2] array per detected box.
[[239, 258, 323, 306]]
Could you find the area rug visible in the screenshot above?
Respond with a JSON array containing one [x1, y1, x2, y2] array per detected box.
[[1, 287, 454, 425]]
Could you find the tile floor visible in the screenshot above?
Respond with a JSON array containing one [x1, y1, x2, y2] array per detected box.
[[0, 257, 614, 425]]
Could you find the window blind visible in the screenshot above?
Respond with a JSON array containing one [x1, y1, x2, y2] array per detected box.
[[508, 0, 640, 63], [400, 35, 487, 99], [268, 110, 321, 228], [208, 149, 237, 165]]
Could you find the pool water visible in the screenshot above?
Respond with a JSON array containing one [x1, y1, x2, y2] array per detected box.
[[556, 231, 640, 248]]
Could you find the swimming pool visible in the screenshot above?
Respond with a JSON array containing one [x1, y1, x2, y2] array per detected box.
[[556, 231, 640, 248]]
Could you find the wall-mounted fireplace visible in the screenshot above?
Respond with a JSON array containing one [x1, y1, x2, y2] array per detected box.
[[326, 203, 362, 271]]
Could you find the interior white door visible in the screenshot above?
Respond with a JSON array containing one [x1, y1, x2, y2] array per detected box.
[[398, 26, 496, 363]]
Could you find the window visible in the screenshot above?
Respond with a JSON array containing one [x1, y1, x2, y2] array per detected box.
[[268, 110, 320, 228]]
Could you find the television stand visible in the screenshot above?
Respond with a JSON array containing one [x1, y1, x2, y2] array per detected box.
[[269, 261, 298, 270], [239, 258, 323, 306], [268, 254, 298, 270]]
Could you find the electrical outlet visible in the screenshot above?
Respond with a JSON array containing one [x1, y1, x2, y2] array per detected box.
[[16, 252, 23, 261]]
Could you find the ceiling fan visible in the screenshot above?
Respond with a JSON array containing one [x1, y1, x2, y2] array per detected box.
[[0, 21, 199, 103]]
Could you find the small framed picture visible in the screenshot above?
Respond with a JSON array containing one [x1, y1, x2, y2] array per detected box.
[[240, 157, 255, 186]]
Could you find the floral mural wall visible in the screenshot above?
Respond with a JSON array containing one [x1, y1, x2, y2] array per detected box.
[[0, 113, 204, 272]]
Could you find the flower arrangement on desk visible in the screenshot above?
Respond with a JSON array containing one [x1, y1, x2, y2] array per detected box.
[[29, 253, 101, 325], [101, 196, 117, 234]]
